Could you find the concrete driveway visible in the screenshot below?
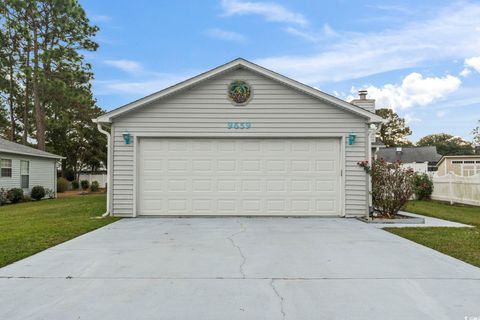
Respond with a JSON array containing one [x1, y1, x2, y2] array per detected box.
[[1, 218, 479, 320]]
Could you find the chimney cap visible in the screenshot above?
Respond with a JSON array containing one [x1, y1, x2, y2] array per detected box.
[[358, 89, 368, 100]]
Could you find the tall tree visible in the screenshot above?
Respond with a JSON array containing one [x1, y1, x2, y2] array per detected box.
[[0, 0, 98, 150], [1, 0, 105, 179], [375, 108, 413, 147], [417, 133, 474, 155]]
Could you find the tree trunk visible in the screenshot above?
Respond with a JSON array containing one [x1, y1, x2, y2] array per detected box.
[[23, 41, 31, 145], [32, 16, 45, 150], [8, 63, 16, 141]]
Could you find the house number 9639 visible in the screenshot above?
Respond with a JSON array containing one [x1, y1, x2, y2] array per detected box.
[[227, 122, 251, 129]]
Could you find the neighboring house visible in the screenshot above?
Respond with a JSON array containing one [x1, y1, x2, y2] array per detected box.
[[436, 155, 480, 176], [0, 138, 63, 196], [94, 58, 383, 217], [375, 146, 442, 173]]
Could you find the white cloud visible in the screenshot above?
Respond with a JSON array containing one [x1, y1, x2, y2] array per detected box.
[[95, 73, 192, 96], [461, 56, 480, 76], [90, 14, 112, 23], [104, 59, 143, 74], [257, 2, 480, 83], [355, 72, 461, 110], [284, 24, 337, 42], [220, 0, 308, 26], [436, 110, 447, 118], [205, 28, 246, 43], [366, 4, 414, 14], [460, 68, 472, 77], [403, 113, 422, 124]]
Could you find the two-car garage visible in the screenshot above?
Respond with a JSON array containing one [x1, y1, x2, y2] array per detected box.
[[138, 138, 342, 216], [96, 58, 382, 217]]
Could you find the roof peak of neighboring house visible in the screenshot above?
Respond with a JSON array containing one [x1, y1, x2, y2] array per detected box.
[[376, 145, 442, 163], [436, 154, 480, 166], [0, 138, 64, 159], [94, 57, 384, 124]]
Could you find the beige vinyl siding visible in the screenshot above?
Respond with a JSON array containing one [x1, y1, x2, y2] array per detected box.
[[0, 152, 56, 195], [110, 67, 368, 217]]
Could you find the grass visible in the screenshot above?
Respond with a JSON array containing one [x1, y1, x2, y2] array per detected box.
[[0, 193, 118, 268], [385, 200, 480, 267]]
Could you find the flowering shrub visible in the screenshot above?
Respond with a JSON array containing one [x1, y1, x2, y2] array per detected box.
[[413, 173, 434, 200], [359, 159, 415, 218]]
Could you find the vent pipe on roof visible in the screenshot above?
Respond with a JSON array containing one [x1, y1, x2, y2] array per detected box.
[[358, 89, 368, 100]]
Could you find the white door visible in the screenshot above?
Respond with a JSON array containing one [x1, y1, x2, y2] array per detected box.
[[138, 138, 342, 216]]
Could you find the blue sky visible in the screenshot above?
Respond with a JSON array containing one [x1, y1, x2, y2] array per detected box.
[[80, 0, 480, 142]]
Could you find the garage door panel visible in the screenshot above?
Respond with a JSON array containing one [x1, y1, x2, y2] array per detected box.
[[138, 138, 341, 216]]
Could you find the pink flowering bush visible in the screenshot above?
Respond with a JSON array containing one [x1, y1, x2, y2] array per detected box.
[[358, 159, 415, 218]]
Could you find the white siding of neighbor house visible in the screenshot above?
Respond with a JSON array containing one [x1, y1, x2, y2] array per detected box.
[[0, 152, 57, 196], [109, 67, 369, 217]]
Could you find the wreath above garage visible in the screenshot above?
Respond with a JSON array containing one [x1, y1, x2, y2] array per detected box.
[[228, 80, 252, 105]]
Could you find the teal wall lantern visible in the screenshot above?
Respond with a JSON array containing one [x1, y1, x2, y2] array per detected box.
[[122, 130, 131, 145], [348, 132, 356, 145]]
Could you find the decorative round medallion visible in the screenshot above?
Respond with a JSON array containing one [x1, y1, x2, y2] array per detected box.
[[228, 80, 252, 105]]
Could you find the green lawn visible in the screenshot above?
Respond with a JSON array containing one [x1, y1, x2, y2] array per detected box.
[[0, 194, 118, 268], [385, 200, 480, 267]]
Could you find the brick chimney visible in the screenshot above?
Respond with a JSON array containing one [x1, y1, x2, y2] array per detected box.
[[350, 89, 375, 113]]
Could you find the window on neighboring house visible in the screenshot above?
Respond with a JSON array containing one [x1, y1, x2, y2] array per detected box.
[[1, 159, 12, 177], [20, 160, 29, 189]]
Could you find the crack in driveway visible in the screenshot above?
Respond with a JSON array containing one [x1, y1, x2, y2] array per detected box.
[[270, 279, 286, 320], [227, 220, 247, 279]]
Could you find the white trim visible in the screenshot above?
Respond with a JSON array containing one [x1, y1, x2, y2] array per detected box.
[[133, 134, 138, 217], [340, 135, 346, 217], [95, 58, 384, 124], [133, 134, 346, 217], [0, 150, 63, 160]]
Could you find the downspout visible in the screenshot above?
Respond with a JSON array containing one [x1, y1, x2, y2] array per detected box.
[[366, 122, 382, 220], [95, 121, 111, 217]]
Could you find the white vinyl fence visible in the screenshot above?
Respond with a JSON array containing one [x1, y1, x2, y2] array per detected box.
[[78, 173, 107, 188], [431, 173, 480, 206]]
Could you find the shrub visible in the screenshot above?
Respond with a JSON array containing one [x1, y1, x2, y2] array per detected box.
[[80, 180, 90, 190], [413, 173, 434, 200], [359, 159, 415, 218], [71, 180, 79, 190], [23, 195, 32, 202], [57, 177, 69, 193], [45, 188, 55, 199], [90, 181, 99, 192], [0, 188, 8, 205], [7, 188, 24, 204], [31, 186, 46, 201]]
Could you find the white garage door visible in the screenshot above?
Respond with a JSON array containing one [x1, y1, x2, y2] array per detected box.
[[138, 138, 342, 216]]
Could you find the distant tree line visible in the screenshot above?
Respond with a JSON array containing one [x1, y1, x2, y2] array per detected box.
[[0, 0, 106, 179], [375, 108, 478, 155]]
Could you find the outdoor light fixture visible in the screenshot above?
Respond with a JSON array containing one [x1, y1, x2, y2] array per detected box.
[[348, 132, 356, 145], [122, 130, 131, 145]]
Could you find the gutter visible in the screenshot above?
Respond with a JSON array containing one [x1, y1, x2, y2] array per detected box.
[[93, 119, 111, 217]]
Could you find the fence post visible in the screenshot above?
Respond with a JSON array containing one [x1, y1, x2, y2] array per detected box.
[[448, 172, 453, 205]]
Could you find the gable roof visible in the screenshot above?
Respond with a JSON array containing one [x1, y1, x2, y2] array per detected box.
[[0, 138, 64, 159], [436, 154, 480, 166], [95, 58, 384, 123], [376, 146, 442, 164]]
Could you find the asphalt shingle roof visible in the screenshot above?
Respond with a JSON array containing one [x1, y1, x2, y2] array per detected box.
[[376, 146, 442, 164], [0, 138, 63, 159]]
